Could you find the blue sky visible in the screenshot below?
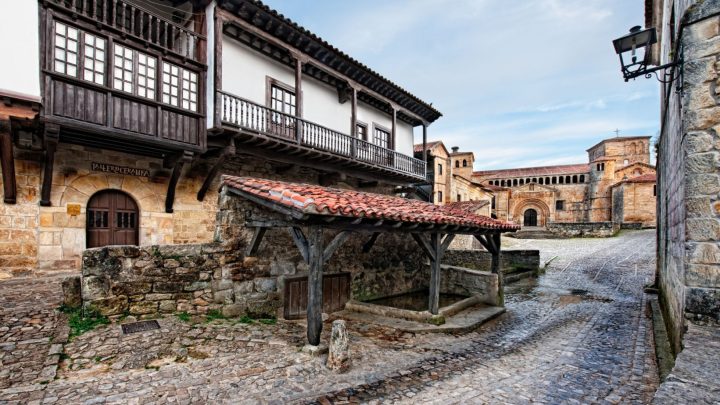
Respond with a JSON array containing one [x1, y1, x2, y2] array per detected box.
[[262, 0, 659, 170]]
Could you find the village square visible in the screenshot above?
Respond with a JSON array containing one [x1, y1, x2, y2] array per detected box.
[[0, 0, 718, 404]]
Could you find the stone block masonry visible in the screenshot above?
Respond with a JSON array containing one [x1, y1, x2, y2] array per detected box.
[[443, 249, 540, 277]]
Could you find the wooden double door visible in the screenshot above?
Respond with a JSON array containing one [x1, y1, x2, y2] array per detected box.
[[86, 190, 139, 248], [283, 273, 351, 319]]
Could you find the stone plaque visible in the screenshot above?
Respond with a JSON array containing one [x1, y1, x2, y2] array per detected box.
[[91, 162, 150, 177], [66, 203, 81, 216]]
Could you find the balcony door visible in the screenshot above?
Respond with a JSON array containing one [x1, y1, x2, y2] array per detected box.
[[268, 80, 296, 139], [86, 190, 139, 248]]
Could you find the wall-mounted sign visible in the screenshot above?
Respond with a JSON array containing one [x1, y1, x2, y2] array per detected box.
[[91, 162, 150, 177], [67, 203, 81, 216]]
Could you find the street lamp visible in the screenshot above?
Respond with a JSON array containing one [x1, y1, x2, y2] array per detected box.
[[612, 26, 681, 84]]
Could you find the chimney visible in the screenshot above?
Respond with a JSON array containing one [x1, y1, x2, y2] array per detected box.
[[451, 146, 459, 153]]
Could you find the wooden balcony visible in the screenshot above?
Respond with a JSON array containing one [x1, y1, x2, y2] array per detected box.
[[40, 0, 207, 156], [218, 92, 426, 182]]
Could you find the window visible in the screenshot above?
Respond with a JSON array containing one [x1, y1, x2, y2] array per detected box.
[[54, 22, 107, 86], [491, 196, 496, 209], [269, 82, 296, 116], [162, 62, 198, 111], [373, 125, 391, 149], [356, 122, 367, 141], [456, 194, 461, 202], [624, 159, 629, 165], [653, 185, 657, 196], [437, 163, 443, 175], [54, 22, 79, 77], [113, 44, 156, 100], [462, 159, 467, 167], [556, 200, 564, 211], [579, 175, 585, 183], [82, 33, 105, 85], [596, 163, 605, 171], [572, 175, 578, 183], [455, 160, 460, 168], [437, 191, 443, 203]]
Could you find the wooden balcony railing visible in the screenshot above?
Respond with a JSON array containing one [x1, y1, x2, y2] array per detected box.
[[46, 0, 204, 63], [219, 91, 426, 179]]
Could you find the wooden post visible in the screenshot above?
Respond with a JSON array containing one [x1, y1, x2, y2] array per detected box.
[[0, 122, 16, 204], [165, 151, 193, 213], [428, 232, 442, 314], [391, 105, 397, 149], [350, 87, 357, 157], [422, 123, 428, 163], [294, 57, 303, 144], [40, 126, 59, 207], [492, 232, 504, 306], [306, 225, 324, 345]]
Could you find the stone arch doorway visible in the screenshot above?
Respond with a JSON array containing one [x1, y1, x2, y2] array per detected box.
[[523, 209, 538, 227], [86, 190, 139, 248]]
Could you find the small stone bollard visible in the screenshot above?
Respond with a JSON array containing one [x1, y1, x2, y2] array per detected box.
[[327, 320, 350, 372]]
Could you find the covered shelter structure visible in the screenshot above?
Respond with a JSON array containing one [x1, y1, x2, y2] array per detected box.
[[221, 176, 519, 345]]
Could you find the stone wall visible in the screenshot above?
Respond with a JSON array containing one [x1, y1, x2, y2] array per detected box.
[[613, 182, 656, 228], [440, 265, 499, 305], [655, 0, 720, 354], [81, 185, 428, 318], [546, 222, 617, 238], [443, 249, 540, 276]]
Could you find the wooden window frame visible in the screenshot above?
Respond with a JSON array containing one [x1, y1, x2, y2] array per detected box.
[[356, 120, 368, 141], [372, 122, 392, 150], [265, 76, 296, 113]]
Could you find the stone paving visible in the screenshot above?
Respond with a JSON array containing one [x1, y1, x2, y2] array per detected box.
[[0, 230, 660, 404]]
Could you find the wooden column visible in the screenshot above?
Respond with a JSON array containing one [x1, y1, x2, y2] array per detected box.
[[294, 57, 303, 144], [0, 121, 16, 204], [492, 232, 504, 306], [40, 125, 59, 207], [422, 123, 428, 163], [428, 232, 442, 314], [306, 225, 324, 345], [350, 87, 357, 157], [391, 105, 397, 149]]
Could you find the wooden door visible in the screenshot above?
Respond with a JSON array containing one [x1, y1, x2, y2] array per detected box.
[[283, 273, 351, 319], [87, 190, 139, 248], [523, 209, 537, 227]]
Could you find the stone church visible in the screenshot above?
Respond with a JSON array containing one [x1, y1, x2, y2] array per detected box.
[[473, 136, 657, 234]]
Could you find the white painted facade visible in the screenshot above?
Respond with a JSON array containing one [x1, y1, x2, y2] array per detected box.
[[0, 1, 40, 97], [220, 36, 415, 156]]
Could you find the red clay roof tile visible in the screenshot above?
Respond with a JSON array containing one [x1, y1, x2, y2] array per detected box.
[[222, 176, 519, 231], [473, 163, 590, 178]]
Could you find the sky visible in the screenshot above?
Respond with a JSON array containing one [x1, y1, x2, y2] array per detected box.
[[262, 0, 659, 170]]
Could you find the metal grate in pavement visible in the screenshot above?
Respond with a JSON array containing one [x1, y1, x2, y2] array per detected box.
[[121, 320, 160, 335]]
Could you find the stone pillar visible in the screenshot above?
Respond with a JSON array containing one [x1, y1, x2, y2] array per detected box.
[[327, 319, 350, 372]]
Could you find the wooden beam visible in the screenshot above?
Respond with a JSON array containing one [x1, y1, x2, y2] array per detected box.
[[362, 232, 380, 253], [306, 225, 324, 345], [428, 233, 442, 315], [422, 123, 428, 164], [322, 230, 351, 263], [350, 86, 357, 158], [40, 125, 59, 207], [492, 232, 503, 306], [197, 144, 235, 201], [294, 57, 303, 143], [289, 226, 309, 263], [411, 233, 435, 262], [0, 121, 16, 204], [440, 233, 456, 253], [245, 227, 267, 256], [474, 234, 491, 253], [165, 151, 193, 213]]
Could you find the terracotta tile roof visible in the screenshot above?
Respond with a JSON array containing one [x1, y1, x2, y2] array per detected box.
[[413, 141, 441, 153], [612, 173, 657, 188], [222, 176, 519, 231], [473, 163, 590, 179], [445, 200, 490, 214]]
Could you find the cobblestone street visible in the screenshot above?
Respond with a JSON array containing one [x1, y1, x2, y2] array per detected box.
[[0, 230, 659, 404]]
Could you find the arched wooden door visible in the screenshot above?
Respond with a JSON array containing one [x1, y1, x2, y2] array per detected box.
[[87, 190, 139, 248], [523, 209, 538, 227]]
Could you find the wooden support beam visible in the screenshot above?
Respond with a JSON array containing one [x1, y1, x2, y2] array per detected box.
[[294, 57, 303, 143], [322, 230, 351, 263], [492, 232, 504, 306], [411, 233, 435, 262], [245, 227, 267, 256], [289, 226, 309, 263], [362, 232, 380, 253], [422, 123, 428, 163], [428, 233, 442, 315], [440, 233, 456, 253], [197, 144, 235, 201], [0, 121, 16, 204], [350, 86, 357, 158], [306, 225, 324, 345], [165, 151, 193, 213], [40, 125, 59, 207]]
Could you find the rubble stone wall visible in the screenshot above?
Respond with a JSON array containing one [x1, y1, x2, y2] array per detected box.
[[443, 249, 540, 275], [546, 222, 618, 238]]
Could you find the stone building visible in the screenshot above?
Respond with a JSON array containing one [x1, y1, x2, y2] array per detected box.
[[0, 0, 443, 283], [473, 136, 658, 233], [413, 140, 494, 206], [644, 0, 720, 356]]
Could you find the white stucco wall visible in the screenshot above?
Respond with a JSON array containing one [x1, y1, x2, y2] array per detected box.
[[0, 1, 40, 97], [221, 36, 415, 156]]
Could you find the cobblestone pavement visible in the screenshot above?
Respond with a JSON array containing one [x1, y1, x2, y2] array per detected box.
[[0, 230, 659, 404]]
